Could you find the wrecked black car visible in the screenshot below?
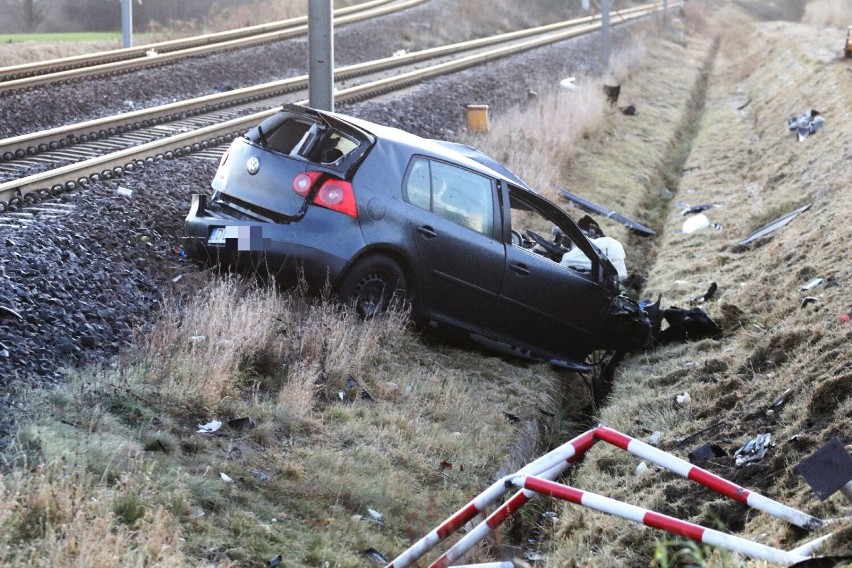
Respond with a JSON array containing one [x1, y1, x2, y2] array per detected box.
[[184, 104, 651, 371]]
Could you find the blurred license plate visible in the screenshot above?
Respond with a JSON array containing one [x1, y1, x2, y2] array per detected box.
[[208, 227, 226, 245]]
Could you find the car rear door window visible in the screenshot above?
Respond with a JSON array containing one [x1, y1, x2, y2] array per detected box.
[[403, 158, 494, 236]]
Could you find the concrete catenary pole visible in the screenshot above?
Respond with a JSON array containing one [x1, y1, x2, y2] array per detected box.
[[121, 0, 133, 49], [601, 0, 611, 68], [663, 0, 669, 32], [308, 0, 334, 111]]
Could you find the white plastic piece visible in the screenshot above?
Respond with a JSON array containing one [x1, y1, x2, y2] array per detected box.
[[561, 236, 627, 278], [682, 214, 710, 234], [197, 420, 222, 433]]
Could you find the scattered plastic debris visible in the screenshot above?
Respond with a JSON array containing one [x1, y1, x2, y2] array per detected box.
[[635, 461, 649, 476], [736, 204, 811, 249], [621, 104, 637, 116], [688, 443, 727, 464], [268, 554, 282, 568], [648, 305, 722, 344], [145, 48, 158, 57], [768, 388, 793, 412], [786, 109, 824, 141], [794, 437, 852, 501], [603, 83, 621, 106], [735, 433, 773, 466], [676, 392, 691, 405], [197, 420, 222, 433], [682, 204, 718, 216], [227, 416, 256, 430], [841, 313, 851, 323], [171, 274, 183, 283], [363, 508, 384, 526], [691, 282, 718, 304], [557, 188, 656, 236], [252, 471, 270, 482], [801, 297, 818, 308], [648, 431, 662, 447], [800, 278, 823, 291], [116, 187, 133, 198], [682, 214, 710, 234], [560, 76, 579, 91], [363, 548, 389, 564], [346, 374, 375, 402], [188, 335, 205, 343], [220, 472, 233, 483]]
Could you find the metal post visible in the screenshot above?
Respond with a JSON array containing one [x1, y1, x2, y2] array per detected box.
[[663, 0, 669, 33], [601, 0, 611, 69], [308, 0, 334, 111], [121, 0, 133, 49]]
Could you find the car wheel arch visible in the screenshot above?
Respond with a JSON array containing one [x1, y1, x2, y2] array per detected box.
[[335, 248, 419, 313]]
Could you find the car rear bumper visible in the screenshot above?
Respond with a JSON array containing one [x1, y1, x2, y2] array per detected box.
[[184, 203, 365, 290]]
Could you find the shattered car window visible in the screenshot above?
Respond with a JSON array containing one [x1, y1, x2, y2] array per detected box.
[[507, 188, 595, 274], [248, 116, 358, 164], [403, 157, 495, 236]]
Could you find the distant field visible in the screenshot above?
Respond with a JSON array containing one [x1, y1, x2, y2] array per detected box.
[[0, 32, 135, 43]]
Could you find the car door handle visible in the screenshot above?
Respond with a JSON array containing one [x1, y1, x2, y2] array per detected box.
[[510, 262, 530, 276], [416, 225, 438, 239]]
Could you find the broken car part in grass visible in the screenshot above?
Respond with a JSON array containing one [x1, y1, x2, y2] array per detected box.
[[386, 425, 843, 568], [557, 187, 657, 236]]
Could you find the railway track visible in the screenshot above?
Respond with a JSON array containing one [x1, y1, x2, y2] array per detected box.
[[0, 2, 670, 213], [0, 0, 423, 92]]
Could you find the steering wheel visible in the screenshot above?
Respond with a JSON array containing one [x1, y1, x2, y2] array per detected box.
[[510, 229, 523, 246], [524, 229, 565, 258]]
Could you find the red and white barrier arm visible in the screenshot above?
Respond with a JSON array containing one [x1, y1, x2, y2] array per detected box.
[[514, 475, 812, 566], [386, 430, 597, 568], [593, 426, 822, 530]]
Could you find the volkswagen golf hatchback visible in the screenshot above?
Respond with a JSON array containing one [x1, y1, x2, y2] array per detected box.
[[184, 104, 650, 371]]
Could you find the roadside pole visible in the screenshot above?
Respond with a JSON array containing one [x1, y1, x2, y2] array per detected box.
[[308, 0, 334, 111], [663, 0, 669, 32], [601, 0, 611, 69], [121, 0, 133, 48]]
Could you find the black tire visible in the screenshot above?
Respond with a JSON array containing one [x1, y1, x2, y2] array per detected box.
[[338, 256, 407, 318]]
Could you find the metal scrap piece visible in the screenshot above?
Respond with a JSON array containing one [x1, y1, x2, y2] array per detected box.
[[737, 204, 811, 248], [557, 188, 656, 236]]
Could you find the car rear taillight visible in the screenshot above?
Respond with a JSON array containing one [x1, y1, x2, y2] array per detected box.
[[292, 171, 358, 218], [315, 179, 357, 218], [292, 171, 323, 196]]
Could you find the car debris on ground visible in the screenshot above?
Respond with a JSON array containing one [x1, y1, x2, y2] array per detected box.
[[736, 203, 812, 249], [786, 109, 825, 141], [557, 188, 656, 236], [735, 433, 773, 467]]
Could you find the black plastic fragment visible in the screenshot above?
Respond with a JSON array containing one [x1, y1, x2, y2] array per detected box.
[[688, 443, 727, 464], [794, 437, 852, 500], [557, 188, 656, 236], [363, 548, 389, 564]]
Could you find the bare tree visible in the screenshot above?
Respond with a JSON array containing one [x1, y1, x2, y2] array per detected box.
[[0, 0, 49, 32]]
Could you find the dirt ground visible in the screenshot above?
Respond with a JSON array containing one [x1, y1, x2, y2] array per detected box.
[[546, 1, 852, 566]]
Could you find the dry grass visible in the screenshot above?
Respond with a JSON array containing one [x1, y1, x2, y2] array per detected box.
[[1, 275, 575, 566], [548, 2, 852, 566], [801, 0, 852, 26]]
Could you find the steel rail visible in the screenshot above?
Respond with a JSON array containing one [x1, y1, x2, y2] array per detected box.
[[0, 0, 394, 82], [0, 3, 660, 163], [0, 0, 426, 95], [0, 2, 666, 207]]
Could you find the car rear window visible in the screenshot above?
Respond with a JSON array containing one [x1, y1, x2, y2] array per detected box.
[[248, 115, 359, 164]]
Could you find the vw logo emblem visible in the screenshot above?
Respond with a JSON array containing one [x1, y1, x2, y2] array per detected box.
[[246, 156, 261, 175]]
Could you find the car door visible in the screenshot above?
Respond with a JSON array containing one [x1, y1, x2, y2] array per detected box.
[[402, 157, 505, 329], [486, 184, 612, 364]]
